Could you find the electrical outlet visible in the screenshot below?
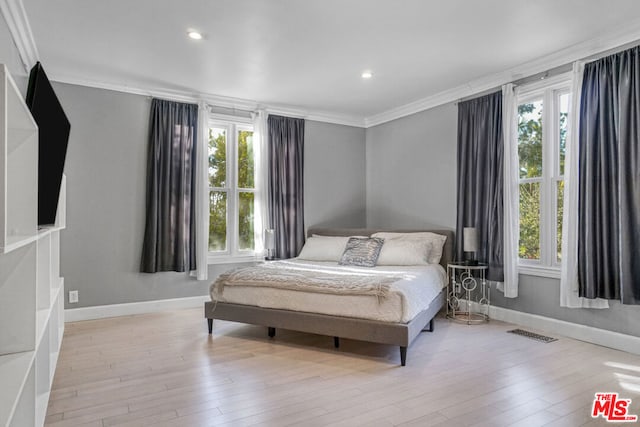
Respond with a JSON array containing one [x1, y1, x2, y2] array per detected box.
[[69, 290, 79, 304]]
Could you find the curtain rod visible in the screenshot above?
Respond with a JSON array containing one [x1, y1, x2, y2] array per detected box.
[[455, 63, 572, 105], [456, 39, 640, 105]]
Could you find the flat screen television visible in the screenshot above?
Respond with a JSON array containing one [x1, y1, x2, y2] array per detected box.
[[25, 62, 71, 226]]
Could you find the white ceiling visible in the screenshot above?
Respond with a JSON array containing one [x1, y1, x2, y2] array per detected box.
[[21, 0, 640, 125]]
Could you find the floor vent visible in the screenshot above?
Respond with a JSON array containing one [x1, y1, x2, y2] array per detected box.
[[507, 329, 558, 343]]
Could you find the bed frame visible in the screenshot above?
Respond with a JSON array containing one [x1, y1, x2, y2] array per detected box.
[[204, 227, 454, 366]]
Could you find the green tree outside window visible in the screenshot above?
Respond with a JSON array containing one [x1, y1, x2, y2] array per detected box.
[[518, 102, 543, 259], [208, 127, 256, 253]]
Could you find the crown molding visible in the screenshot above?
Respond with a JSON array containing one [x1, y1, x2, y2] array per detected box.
[[364, 19, 640, 128], [52, 74, 256, 108], [265, 104, 365, 128], [51, 74, 367, 128], [4, 0, 640, 129], [0, 0, 38, 72]]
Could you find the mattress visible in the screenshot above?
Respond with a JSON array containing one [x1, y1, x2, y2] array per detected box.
[[209, 259, 446, 323]]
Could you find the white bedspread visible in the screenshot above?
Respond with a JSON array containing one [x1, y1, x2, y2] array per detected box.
[[209, 259, 446, 323]]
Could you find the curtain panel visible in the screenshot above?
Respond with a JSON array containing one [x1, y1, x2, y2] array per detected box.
[[456, 91, 505, 282], [560, 62, 609, 308], [267, 115, 305, 259], [501, 84, 519, 298], [141, 99, 198, 273], [252, 110, 270, 256], [578, 46, 640, 304], [193, 101, 209, 280]]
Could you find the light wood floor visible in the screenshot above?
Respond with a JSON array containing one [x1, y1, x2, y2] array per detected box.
[[45, 308, 640, 427]]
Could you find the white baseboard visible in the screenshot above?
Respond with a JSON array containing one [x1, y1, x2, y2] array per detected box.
[[472, 303, 640, 355], [66, 297, 640, 355], [64, 295, 209, 322]]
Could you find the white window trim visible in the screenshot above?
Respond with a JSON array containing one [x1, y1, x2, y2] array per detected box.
[[519, 264, 561, 279], [516, 75, 570, 278], [207, 254, 264, 265], [207, 117, 260, 263]]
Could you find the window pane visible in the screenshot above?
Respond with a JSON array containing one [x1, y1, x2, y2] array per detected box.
[[238, 192, 255, 251], [237, 130, 255, 189], [519, 181, 541, 260], [559, 93, 569, 176], [208, 128, 226, 187], [208, 191, 227, 251], [518, 100, 543, 179], [556, 180, 564, 263]]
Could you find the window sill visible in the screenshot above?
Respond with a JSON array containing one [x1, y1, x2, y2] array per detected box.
[[207, 254, 264, 265], [518, 264, 561, 279]]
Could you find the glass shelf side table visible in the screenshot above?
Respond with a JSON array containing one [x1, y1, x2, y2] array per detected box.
[[446, 262, 489, 325]]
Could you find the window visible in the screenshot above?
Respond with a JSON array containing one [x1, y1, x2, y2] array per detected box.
[[516, 78, 569, 273], [208, 119, 259, 260]]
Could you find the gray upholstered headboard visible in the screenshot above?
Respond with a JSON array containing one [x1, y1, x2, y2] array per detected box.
[[307, 227, 455, 270]]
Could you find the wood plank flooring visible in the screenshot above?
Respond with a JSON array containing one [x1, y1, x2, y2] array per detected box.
[[45, 308, 640, 426]]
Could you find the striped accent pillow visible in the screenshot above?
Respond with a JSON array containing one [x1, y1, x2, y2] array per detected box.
[[339, 237, 384, 267]]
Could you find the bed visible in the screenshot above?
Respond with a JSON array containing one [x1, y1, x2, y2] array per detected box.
[[204, 227, 454, 366]]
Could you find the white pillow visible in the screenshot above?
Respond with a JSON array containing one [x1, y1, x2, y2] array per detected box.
[[297, 236, 350, 262], [372, 232, 447, 264], [376, 238, 429, 266]]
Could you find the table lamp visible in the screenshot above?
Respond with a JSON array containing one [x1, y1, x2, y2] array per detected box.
[[265, 229, 275, 260], [463, 227, 478, 265]]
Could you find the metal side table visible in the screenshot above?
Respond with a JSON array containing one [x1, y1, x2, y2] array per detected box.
[[446, 262, 489, 324]]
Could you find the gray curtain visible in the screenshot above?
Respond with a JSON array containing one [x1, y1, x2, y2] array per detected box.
[[267, 115, 305, 259], [578, 46, 640, 304], [141, 99, 198, 273], [456, 91, 504, 281]]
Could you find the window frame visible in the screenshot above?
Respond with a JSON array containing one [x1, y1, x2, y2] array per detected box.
[[515, 74, 571, 278], [207, 114, 261, 264]]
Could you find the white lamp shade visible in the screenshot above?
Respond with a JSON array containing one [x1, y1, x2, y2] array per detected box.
[[264, 229, 275, 250], [463, 227, 478, 252]]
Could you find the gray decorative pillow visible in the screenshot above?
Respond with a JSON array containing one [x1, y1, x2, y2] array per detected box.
[[339, 237, 384, 267]]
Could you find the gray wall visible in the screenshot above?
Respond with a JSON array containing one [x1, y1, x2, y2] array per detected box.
[[366, 103, 458, 229], [52, 84, 367, 308], [366, 103, 640, 338], [305, 120, 366, 229], [0, 13, 27, 90], [53, 83, 234, 308]]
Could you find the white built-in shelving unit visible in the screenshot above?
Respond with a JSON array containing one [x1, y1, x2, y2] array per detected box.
[[0, 64, 66, 427]]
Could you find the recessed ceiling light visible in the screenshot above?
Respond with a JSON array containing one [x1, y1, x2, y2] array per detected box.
[[188, 31, 203, 40], [361, 71, 373, 79]]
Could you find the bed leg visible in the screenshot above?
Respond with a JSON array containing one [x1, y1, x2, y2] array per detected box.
[[423, 318, 434, 332], [207, 318, 213, 334], [400, 346, 407, 366], [268, 327, 276, 338], [334, 337, 340, 348]]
